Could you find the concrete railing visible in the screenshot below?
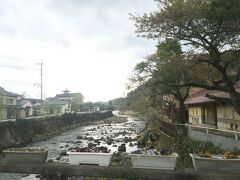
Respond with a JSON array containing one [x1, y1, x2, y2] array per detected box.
[[180, 123, 240, 149], [1, 161, 240, 180], [181, 123, 240, 141]]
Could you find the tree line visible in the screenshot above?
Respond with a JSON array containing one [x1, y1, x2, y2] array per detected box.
[[115, 0, 240, 124]]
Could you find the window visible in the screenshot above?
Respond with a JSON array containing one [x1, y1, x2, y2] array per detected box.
[[235, 124, 238, 130], [5, 98, 14, 105]]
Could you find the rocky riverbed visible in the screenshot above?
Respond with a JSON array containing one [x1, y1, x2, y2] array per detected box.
[[0, 113, 146, 180]]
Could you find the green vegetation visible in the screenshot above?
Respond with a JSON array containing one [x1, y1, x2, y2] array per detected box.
[[135, 111, 224, 168], [0, 97, 3, 119], [71, 93, 84, 112], [123, 1, 240, 162], [80, 101, 115, 112], [174, 136, 223, 168], [119, 0, 240, 122], [130, 39, 198, 124], [44, 104, 61, 114], [138, 129, 224, 168], [113, 83, 145, 113]]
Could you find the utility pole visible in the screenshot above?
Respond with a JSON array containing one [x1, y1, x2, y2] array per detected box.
[[36, 62, 43, 101]]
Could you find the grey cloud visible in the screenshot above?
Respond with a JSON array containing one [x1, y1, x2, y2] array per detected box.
[[0, 63, 26, 70], [0, 0, 157, 51], [0, 55, 27, 70]]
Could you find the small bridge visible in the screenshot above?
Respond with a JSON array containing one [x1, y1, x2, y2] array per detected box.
[[1, 161, 240, 180]]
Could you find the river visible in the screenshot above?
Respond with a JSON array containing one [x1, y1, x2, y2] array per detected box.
[[0, 114, 145, 180]]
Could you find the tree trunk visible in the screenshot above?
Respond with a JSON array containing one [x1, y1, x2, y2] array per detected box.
[[176, 100, 188, 136], [229, 91, 240, 115], [178, 100, 187, 124]]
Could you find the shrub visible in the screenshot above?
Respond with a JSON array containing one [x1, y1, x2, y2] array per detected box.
[[175, 135, 223, 168]]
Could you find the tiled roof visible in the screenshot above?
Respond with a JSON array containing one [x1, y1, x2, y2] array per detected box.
[[54, 93, 82, 99], [17, 99, 28, 106], [184, 89, 231, 105], [16, 98, 35, 106], [43, 99, 69, 105], [0, 86, 19, 97], [24, 98, 42, 104], [16, 98, 42, 105]]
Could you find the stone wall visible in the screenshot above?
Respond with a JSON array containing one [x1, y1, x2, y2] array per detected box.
[[0, 111, 113, 151]]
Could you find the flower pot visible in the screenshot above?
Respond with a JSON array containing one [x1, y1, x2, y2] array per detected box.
[[190, 154, 240, 172], [130, 153, 178, 170], [3, 147, 48, 164], [67, 152, 113, 166]]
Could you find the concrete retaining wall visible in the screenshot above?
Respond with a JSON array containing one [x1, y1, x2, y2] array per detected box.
[[0, 111, 113, 151], [1, 162, 240, 180]]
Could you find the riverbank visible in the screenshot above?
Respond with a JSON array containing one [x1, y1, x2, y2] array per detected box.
[[52, 115, 144, 163], [0, 111, 113, 151], [0, 114, 146, 180]]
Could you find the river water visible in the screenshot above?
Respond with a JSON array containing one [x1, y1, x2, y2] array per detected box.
[[0, 114, 145, 180]]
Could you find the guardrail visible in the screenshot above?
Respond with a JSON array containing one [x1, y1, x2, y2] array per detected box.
[[181, 123, 240, 141], [159, 117, 240, 141]]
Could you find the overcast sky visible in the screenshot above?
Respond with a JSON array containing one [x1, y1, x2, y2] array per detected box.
[[0, 0, 157, 102]]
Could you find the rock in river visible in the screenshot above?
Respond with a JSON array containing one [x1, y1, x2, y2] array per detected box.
[[129, 143, 134, 147], [87, 137, 94, 141], [77, 135, 83, 140], [118, 144, 126, 152], [88, 142, 97, 149], [60, 150, 67, 156], [106, 136, 114, 145]]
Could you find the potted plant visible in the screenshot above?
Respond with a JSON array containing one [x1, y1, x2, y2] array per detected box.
[[130, 149, 179, 170], [67, 146, 112, 166], [3, 147, 48, 164], [190, 151, 240, 172]]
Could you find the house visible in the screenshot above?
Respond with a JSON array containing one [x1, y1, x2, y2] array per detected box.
[[93, 107, 100, 112], [54, 89, 83, 101], [185, 89, 240, 130], [16, 98, 34, 118], [52, 89, 84, 112], [42, 99, 70, 115], [23, 98, 42, 116], [0, 87, 19, 120]]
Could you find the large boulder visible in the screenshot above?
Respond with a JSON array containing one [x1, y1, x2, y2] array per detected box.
[[118, 144, 126, 152]]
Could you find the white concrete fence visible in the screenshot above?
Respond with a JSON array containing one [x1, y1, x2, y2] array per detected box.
[[181, 123, 240, 149]]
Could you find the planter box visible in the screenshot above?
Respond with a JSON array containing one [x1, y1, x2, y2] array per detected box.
[[3, 148, 48, 164], [67, 152, 113, 166], [190, 154, 240, 172], [131, 153, 178, 170]]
